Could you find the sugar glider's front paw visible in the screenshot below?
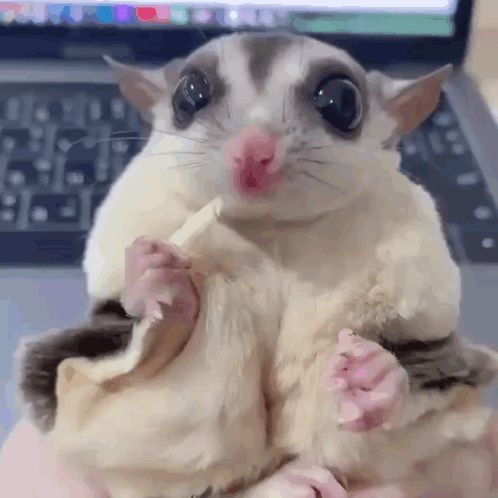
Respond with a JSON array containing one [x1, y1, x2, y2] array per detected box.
[[122, 237, 199, 325], [324, 330, 408, 432], [259, 460, 347, 498]]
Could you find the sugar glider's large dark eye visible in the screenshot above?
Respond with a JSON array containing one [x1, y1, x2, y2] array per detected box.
[[172, 70, 211, 127], [313, 76, 363, 134]]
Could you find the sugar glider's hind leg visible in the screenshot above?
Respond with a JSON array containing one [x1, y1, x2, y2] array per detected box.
[[17, 300, 133, 432]]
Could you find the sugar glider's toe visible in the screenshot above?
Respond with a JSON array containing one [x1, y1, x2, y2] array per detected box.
[[261, 461, 347, 498], [324, 330, 408, 432]]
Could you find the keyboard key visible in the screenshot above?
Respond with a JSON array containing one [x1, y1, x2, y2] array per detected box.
[[401, 138, 418, 156], [455, 171, 480, 187], [95, 166, 112, 186], [0, 192, 20, 227], [87, 96, 132, 127], [462, 228, 498, 263], [431, 110, 454, 128], [0, 127, 44, 154], [33, 97, 77, 122], [34, 159, 53, 172], [0, 208, 16, 223], [110, 125, 149, 151], [109, 136, 143, 162], [427, 129, 446, 155], [445, 129, 462, 143], [33, 105, 51, 123], [451, 142, 467, 156], [1, 129, 28, 149], [5, 159, 53, 188], [440, 189, 497, 224], [63, 160, 96, 187], [87, 98, 103, 122], [1, 192, 18, 208], [30, 205, 48, 223], [5, 97, 24, 122], [28, 194, 81, 225], [426, 163, 483, 198], [55, 128, 91, 154], [433, 154, 477, 179], [110, 137, 136, 155]]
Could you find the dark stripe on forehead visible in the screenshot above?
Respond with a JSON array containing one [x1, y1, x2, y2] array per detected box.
[[242, 33, 296, 90]]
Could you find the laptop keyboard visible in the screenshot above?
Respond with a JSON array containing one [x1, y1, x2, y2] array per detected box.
[[400, 96, 498, 264], [0, 83, 497, 265], [0, 83, 150, 264]]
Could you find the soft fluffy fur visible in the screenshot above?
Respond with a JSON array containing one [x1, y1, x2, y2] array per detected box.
[[18, 32, 498, 498]]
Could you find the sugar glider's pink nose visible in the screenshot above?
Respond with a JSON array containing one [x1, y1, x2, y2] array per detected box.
[[225, 125, 280, 197]]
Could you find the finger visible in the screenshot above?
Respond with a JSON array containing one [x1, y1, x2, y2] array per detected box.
[[143, 270, 196, 308], [138, 253, 174, 272], [353, 368, 406, 415], [154, 242, 192, 269], [285, 466, 347, 498], [142, 267, 190, 289], [155, 296, 198, 322], [348, 351, 398, 390], [315, 476, 348, 498], [337, 391, 364, 426], [323, 355, 350, 391], [127, 236, 158, 256], [348, 339, 386, 360], [336, 329, 372, 358], [337, 390, 386, 432]]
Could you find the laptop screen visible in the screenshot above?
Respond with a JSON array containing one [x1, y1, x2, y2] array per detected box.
[[0, 1, 459, 37]]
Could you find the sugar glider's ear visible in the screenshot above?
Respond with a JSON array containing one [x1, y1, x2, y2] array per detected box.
[[104, 55, 183, 119], [369, 64, 453, 145]]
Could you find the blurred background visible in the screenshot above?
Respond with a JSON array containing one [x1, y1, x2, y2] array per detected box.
[[0, 0, 497, 449], [467, 0, 498, 121]]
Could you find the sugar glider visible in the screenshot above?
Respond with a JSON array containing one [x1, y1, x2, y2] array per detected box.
[[17, 32, 498, 498]]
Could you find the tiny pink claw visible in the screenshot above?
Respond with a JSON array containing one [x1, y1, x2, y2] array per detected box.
[[338, 328, 355, 340], [338, 400, 362, 424], [337, 337, 358, 357]]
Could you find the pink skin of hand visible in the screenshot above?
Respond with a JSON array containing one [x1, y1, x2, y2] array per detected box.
[[324, 329, 409, 432], [2, 417, 495, 498], [0, 421, 109, 498], [255, 460, 347, 498], [122, 236, 199, 325]]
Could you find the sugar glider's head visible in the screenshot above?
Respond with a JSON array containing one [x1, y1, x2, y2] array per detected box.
[[107, 32, 451, 221]]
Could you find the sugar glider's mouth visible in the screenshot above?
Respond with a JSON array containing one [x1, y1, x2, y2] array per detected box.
[[225, 125, 282, 199], [233, 157, 282, 198]]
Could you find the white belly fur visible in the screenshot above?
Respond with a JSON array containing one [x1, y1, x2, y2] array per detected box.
[[62, 152, 492, 495]]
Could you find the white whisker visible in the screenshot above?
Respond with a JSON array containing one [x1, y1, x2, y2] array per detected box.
[[297, 170, 347, 194]]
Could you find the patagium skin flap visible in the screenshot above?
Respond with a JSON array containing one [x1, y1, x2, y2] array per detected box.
[[18, 301, 133, 432], [17, 31, 497, 498]]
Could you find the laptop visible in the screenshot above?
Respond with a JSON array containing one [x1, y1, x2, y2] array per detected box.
[[1, 0, 497, 445]]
